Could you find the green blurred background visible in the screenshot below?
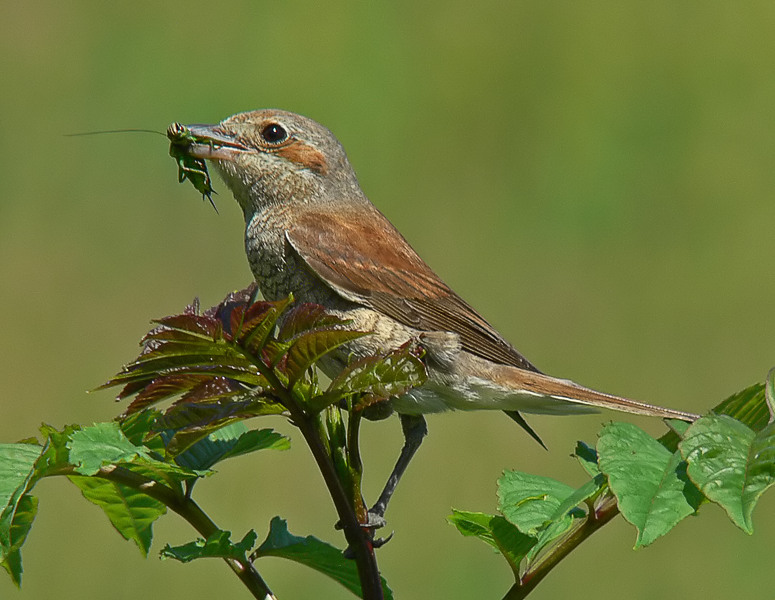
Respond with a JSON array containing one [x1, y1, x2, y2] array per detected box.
[[2, 2, 774, 599]]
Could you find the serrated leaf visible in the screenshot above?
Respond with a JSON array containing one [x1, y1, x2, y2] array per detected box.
[[240, 296, 295, 355], [0, 494, 38, 587], [278, 304, 349, 342], [119, 410, 163, 446], [154, 313, 223, 341], [521, 475, 608, 562], [158, 397, 285, 459], [252, 517, 393, 599], [0, 494, 38, 588], [680, 414, 775, 533], [327, 345, 427, 410], [68, 475, 166, 556], [597, 422, 700, 547], [173, 423, 289, 471], [161, 529, 257, 562], [125, 374, 215, 410], [68, 422, 152, 476], [447, 510, 535, 575], [0, 443, 44, 580], [67, 422, 202, 486], [497, 470, 576, 536], [35, 424, 82, 477], [285, 329, 368, 387], [107, 352, 261, 386]]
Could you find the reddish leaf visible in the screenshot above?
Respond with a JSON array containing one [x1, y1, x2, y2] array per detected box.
[[177, 377, 248, 403], [121, 375, 212, 415], [241, 296, 295, 355], [278, 304, 349, 342], [285, 329, 368, 386], [154, 314, 223, 341]]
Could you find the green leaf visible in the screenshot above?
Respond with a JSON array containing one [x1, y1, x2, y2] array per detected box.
[[447, 510, 535, 576], [0, 444, 44, 565], [285, 329, 368, 387], [573, 441, 600, 477], [67, 422, 203, 488], [119, 410, 163, 447], [159, 397, 286, 459], [679, 414, 775, 533], [173, 423, 289, 471], [497, 470, 577, 536], [525, 474, 607, 561], [712, 382, 769, 432], [658, 419, 692, 454], [597, 422, 700, 547], [160, 530, 257, 562], [68, 475, 166, 556], [0, 443, 45, 587], [68, 422, 152, 476], [326, 345, 427, 412], [253, 517, 393, 600], [0, 494, 38, 587]]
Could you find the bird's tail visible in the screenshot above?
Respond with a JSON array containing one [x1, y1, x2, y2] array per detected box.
[[489, 363, 699, 421]]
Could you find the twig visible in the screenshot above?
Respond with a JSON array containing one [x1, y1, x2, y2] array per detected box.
[[94, 464, 277, 600], [502, 494, 620, 600]]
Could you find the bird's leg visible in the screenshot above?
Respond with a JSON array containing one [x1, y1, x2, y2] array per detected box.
[[368, 414, 428, 525]]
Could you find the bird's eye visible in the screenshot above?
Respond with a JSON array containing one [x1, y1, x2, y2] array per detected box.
[[260, 123, 288, 144]]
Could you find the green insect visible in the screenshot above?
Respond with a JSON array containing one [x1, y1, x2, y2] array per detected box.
[[167, 122, 218, 210]]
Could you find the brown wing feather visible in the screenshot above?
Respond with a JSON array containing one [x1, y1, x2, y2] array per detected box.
[[285, 204, 539, 372]]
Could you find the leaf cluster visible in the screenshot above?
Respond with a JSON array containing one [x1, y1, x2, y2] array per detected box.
[[1, 287, 426, 599], [449, 374, 775, 598]]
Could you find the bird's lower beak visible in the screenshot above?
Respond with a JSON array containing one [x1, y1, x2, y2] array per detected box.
[[168, 123, 250, 161]]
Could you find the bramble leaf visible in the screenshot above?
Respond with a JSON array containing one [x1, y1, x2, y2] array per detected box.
[[327, 344, 427, 411], [285, 329, 368, 387], [447, 510, 535, 576], [680, 414, 775, 533], [68, 475, 166, 556], [172, 422, 289, 471], [0, 444, 43, 587], [497, 470, 577, 536], [0, 494, 37, 587], [597, 422, 701, 547]]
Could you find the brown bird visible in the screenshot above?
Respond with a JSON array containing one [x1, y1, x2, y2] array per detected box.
[[176, 109, 698, 522]]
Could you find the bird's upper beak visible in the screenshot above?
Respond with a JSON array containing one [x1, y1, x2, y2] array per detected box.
[[177, 124, 251, 161]]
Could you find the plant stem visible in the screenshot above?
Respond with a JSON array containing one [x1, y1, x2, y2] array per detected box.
[[502, 494, 620, 600], [258, 369, 384, 600], [96, 465, 277, 600]]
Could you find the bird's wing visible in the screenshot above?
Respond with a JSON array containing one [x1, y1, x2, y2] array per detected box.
[[285, 204, 539, 372]]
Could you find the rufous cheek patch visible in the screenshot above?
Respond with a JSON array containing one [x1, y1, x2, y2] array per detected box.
[[276, 141, 329, 175]]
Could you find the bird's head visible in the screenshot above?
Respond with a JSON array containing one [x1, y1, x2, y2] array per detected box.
[[182, 109, 362, 217]]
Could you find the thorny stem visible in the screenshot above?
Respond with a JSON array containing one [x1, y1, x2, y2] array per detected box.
[[502, 493, 620, 600], [93, 465, 277, 600]]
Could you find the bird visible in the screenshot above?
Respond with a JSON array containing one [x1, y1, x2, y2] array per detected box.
[[173, 109, 699, 523]]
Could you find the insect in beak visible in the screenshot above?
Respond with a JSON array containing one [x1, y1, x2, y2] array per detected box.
[[166, 122, 249, 210]]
